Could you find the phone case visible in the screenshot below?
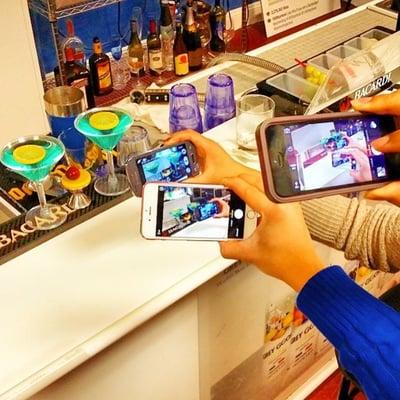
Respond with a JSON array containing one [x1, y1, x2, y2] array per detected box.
[[126, 141, 200, 197], [256, 112, 397, 203]]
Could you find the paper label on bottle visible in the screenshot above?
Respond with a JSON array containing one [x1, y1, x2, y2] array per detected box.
[[149, 49, 164, 70], [97, 61, 112, 89], [128, 56, 144, 74], [174, 54, 189, 75]]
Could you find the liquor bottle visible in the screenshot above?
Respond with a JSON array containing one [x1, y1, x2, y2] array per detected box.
[[210, 0, 226, 53], [88, 37, 113, 96], [54, 47, 95, 108], [62, 18, 85, 67], [147, 19, 164, 76], [183, 0, 202, 71], [173, 22, 189, 76], [128, 19, 145, 77], [160, 0, 175, 71]]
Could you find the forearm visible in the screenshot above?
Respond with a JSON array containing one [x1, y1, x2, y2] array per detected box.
[[301, 196, 400, 272], [297, 266, 400, 400]]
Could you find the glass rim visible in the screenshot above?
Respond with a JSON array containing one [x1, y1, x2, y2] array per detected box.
[[0, 134, 66, 175], [170, 83, 196, 98], [238, 94, 275, 114], [208, 73, 233, 88], [74, 106, 134, 138]]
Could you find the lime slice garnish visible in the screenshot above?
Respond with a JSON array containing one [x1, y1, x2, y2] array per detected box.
[[89, 111, 119, 131], [13, 144, 46, 165]]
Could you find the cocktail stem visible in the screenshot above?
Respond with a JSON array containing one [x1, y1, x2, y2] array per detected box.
[[35, 181, 52, 218], [106, 150, 118, 189]]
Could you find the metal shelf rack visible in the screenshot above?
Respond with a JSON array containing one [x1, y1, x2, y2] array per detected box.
[[28, 0, 123, 86]]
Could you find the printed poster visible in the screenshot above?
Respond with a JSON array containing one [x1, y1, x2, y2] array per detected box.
[[261, 0, 341, 37]]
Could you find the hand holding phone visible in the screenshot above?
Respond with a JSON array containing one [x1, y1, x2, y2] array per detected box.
[[126, 141, 200, 196], [141, 182, 257, 241], [257, 112, 400, 202]]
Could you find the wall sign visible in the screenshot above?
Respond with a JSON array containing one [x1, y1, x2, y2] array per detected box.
[[261, 0, 341, 37]]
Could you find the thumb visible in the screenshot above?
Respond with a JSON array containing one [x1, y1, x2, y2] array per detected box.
[[371, 130, 400, 153], [365, 182, 400, 207], [351, 91, 400, 116], [219, 240, 251, 262]]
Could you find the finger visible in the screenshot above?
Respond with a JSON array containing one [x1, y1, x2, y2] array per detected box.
[[348, 148, 368, 165], [219, 240, 252, 262], [222, 176, 272, 215], [351, 91, 400, 115], [237, 172, 265, 192], [371, 130, 400, 153], [365, 182, 400, 206], [184, 175, 208, 184]]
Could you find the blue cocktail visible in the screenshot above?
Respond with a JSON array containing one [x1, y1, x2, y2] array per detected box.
[[75, 107, 133, 196], [0, 135, 66, 230]]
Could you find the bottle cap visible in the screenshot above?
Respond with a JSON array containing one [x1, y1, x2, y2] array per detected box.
[[13, 144, 46, 165]]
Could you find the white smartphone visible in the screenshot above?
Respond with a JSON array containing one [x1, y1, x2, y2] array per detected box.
[[141, 182, 258, 241]]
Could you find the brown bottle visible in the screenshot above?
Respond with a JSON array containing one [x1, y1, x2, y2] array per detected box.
[[183, 0, 202, 71], [89, 37, 113, 96], [173, 23, 189, 76], [147, 19, 164, 76]]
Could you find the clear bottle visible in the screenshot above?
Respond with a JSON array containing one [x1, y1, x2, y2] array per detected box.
[[183, 0, 202, 71], [62, 18, 86, 67], [128, 19, 145, 77], [210, 0, 226, 53], [147, 19, 164, 76], [88, 37, 113, 96], [160, 0, 175, 71]]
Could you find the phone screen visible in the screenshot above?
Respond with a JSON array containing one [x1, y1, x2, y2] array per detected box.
[[267, 115, 398, 196], [154, 185, 246, 239], [136, 144, 194, 184]]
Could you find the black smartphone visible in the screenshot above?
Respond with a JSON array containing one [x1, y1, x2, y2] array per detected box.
[[256, 112, 400, 202], [126, 141, 200, 196]]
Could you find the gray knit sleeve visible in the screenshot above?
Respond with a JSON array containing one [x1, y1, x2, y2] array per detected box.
[[301, 195, 400, 272]]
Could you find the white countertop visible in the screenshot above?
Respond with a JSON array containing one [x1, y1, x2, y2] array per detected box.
[[0, 117, 238, 400], [0, 2, 384, 398]]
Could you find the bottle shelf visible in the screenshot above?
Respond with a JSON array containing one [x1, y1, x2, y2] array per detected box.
[[28, 0, 124, 20]]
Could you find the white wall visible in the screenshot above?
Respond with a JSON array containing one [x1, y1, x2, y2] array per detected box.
[[0, 0, 48, 146]]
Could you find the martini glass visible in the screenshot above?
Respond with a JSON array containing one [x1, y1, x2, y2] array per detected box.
[[74, 107, 133, 196], [0, 135, 66, 230]]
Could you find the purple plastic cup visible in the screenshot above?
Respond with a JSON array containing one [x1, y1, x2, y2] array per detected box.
[[204, 73, 236, 131], [169, 83, 203, 133]]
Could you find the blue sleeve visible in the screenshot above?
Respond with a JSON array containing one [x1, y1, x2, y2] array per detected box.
[[297, 266, 400, 400]]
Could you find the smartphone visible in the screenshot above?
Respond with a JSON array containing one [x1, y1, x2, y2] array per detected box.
[[256, 112, 400, 202], [126, 141, 200, 196], [141, 182, 258, 240]]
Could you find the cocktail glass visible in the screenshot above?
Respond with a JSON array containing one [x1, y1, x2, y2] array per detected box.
[[0, 135, 66, 230], [74, 107, 133, 196]]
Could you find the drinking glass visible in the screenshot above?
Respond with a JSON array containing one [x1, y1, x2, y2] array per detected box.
[[75, 107, 133, 196], [169, 83, 203, 133], [236, 95, 275, 151], [204, 73, 235, 130], [117, 125, 151, 167], [111, 36, 129, 90], [0, 135, 66, 230], [223, 10, 235, 51], [195, 2, 212, 64]]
